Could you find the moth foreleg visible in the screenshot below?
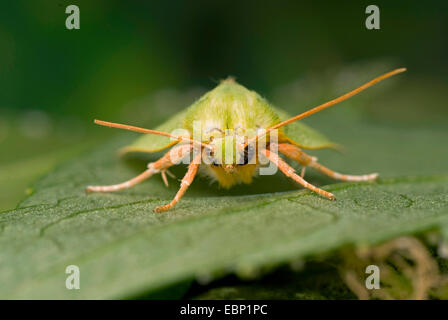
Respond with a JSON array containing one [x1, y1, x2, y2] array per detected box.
[[86, 144, 193, 193], [154, 152, 201, 212], [277, 143, 378, 182], [262, 148, 335, 200]]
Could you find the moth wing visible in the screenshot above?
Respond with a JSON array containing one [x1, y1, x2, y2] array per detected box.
[[272, 106, 339, 150], [120, 109, 190, 155]]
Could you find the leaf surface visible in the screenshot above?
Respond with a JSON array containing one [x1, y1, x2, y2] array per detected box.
[[1, 119, 448, 299]]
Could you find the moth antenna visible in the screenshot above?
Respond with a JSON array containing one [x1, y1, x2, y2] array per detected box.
[[94, 119, 209, 148], [246, 68, 406, 147]]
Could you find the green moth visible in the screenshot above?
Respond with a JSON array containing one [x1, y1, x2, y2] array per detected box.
[[87, 68, 406, 212]]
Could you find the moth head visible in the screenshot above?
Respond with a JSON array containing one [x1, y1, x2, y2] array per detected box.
[[206, 134, 254, 167]]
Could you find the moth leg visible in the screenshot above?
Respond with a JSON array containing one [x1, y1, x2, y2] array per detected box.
[[161, 171, 169, 187], [309, 161, 378, 182], [86, 168, 156, 193], [86, 144, 192, 193], [300, 166, 306, 178], [261, 148, 335, 200], [160, 169, 176, 187], [277, 143, 378, 182], [154, 152, 201, 213], [165, 169, 176, 179]]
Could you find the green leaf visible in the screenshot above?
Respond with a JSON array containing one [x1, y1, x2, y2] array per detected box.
[[1, 118, 448, 299], [0, 145, 95, 211]]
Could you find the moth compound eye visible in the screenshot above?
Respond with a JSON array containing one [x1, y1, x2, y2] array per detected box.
[[239, 144, 255, 165], [206, 151, 215, 165]]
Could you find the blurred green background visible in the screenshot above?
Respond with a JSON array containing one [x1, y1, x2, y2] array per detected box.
[[0, 0, 447, 210]]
